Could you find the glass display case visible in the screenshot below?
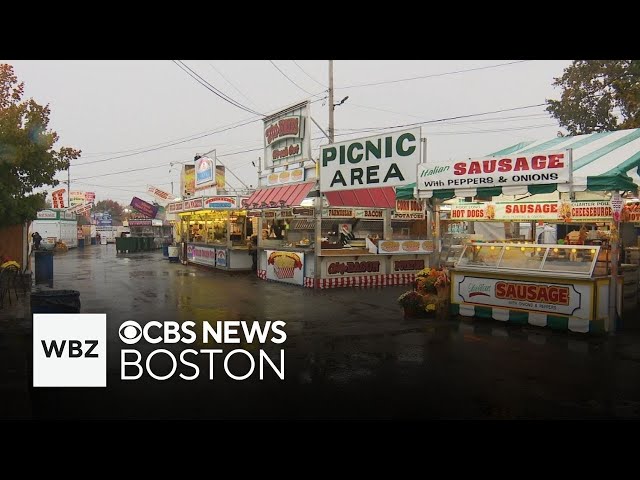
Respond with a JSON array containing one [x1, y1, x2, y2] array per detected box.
[[455, 243, 601, 278]]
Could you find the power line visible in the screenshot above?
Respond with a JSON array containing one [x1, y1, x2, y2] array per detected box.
[[176, 60, 263, 116], [69, 103, 549, 182], [173, 60, 263, 116], [268, 60, 315, 95], [74, 95, 327, 166], [334, 103, 547, 133], [336, 60, 531, 89], [70, 117, 262, 166], [292, 60, 326, 88], [77, 119, 257, 158], [207, 62, 261, 111]]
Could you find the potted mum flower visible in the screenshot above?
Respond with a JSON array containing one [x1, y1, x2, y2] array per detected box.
[[397, 290, 426, 319], [415, 267, 451, 305]]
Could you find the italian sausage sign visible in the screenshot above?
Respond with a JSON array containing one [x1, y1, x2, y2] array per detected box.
[[320, 128, 421, 192], [454, 275, 591, 319], [418, 150, 570, 191]]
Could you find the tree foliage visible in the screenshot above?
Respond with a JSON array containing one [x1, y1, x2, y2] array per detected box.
[[94, 199, 124, 222], [0, 64, 81, 227], [546, 60, 640, 135]]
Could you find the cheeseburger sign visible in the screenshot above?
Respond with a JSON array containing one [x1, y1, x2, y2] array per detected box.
[[418, 150, 570, 191], [320, 128, 421, 192]]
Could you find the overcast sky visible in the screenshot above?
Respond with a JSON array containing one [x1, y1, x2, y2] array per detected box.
[[3, 60, 571, 205]]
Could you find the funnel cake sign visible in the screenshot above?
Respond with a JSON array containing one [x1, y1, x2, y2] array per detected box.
[[266, 250, 304, 286]]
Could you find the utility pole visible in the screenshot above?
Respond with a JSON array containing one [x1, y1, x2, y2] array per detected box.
[[67, 166, 70, 208], [328, 59, 334, 143]]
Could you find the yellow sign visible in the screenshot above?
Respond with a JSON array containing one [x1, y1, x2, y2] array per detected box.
[[183, 165, 195, 196]]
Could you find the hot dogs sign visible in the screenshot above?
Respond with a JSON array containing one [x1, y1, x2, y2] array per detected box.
[[418, 150, 570, 194]]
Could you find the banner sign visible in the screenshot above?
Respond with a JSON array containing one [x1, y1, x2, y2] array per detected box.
[[182, 165, 195, 197], [181, 198, 203, 211], [320, 128, 421, 192], [147, 185, 173, 202], [128, 219, 152, 226], [69, 190, 86, 207], [377, 239, 434, 254], [453, 274, 592, 319], [37, 210, 58, 219], [84, 192, 96, 203], [267, 167, 305, 186], [263, 102, 310, 167], [418, 150, 570, 191], [167, 201, 184, 213], [216, 165, 225, 189], [204, 196, 236, 209], [187, 244, 216, 267], [130, 197, 159, 219], [395, 199, 424, 214], [447, 201, 613, 223], [52, 188, 66, 209]]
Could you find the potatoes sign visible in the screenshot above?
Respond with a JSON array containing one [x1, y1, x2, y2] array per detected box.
[[320, 128, 421, 192]]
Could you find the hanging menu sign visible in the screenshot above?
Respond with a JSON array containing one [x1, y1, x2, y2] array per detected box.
[[447, 201, 613, 222]]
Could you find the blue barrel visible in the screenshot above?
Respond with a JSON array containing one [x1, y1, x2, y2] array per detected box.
[[30, 289, 80, 313], [34, 251, 53, 284], [163, 244, 169, 256], [91, 237, 97, 245], [78, 238, 85, 248]]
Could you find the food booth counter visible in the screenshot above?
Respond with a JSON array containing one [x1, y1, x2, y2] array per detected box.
[[450, 243, 618, 333], [168, 196, 255, 271]]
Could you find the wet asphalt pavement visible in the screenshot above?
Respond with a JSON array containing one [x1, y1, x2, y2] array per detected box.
[[3, 244, 640, 420]]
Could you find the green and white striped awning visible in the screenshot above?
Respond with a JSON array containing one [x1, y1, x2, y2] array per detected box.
[[396, 128, 640, 200]]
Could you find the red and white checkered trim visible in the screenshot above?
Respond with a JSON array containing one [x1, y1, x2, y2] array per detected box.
[[259, 273, 416, 288], [317, 273, 416, 289]]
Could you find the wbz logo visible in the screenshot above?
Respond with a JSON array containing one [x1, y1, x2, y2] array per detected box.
[[41, 339, 99, 358], [33, 314, 106, 387]]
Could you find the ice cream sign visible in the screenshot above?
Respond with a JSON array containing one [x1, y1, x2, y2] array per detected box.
[[204, 196, 236, 209], [195, 156, 215, 188], [418, 150, 570, 192]]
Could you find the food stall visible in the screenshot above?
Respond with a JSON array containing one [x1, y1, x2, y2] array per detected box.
[[32, 209, 78, 249], [314, 203, 433, 289], [253, 103, 431, 288], [167, 195, 254, 271], [401, 128, 640, 333]]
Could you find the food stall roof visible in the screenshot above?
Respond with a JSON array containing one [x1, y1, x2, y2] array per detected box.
[[244, 182, 315, 209], [325, 187, 396, 208], [397, 128, 640, 200]]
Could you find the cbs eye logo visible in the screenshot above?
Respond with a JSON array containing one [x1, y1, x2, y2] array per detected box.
[[119, 321, 142, 344]]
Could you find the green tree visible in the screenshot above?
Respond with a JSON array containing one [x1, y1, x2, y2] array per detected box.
[[0, 64, 81, 227], [546, 60, 640, 135], [94, 199, 124, 222]]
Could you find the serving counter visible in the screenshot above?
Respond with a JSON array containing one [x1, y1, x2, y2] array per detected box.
[[450, 243, 622, 333], [186, 242, 252, 271]]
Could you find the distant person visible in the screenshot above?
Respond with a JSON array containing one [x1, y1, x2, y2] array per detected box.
[[32, 231, 42, 251], [248, 234, 258, 272], [96, 233, 101, 244]]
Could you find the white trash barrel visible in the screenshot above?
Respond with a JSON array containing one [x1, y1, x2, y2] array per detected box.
[[168, 246, 179, 262]]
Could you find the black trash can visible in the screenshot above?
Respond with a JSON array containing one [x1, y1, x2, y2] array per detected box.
[[30, 289, 81, 313], [34, 250, 54, 284]]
